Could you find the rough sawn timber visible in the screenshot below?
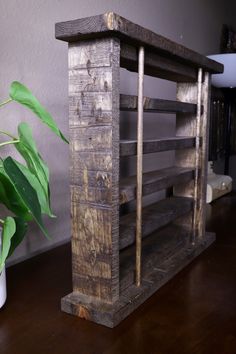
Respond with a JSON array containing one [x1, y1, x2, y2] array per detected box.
[[68, 38, 120, 303]]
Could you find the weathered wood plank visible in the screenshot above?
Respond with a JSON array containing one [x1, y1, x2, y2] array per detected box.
[[120, 166, 195, 204], [69, 38, 120, 303], [71, 203, 118, 299], [120, 136, 196, 157], [120, 94, 198, 113], [55, 12, 223, 74], [119, 197, 193, 250], [197, 72, 211, 238]]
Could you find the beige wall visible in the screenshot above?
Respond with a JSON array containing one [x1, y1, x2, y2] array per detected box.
[[0, 0, 234, 265]]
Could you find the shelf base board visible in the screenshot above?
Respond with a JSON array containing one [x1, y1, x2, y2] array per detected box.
[[61, 232, 215, 328]]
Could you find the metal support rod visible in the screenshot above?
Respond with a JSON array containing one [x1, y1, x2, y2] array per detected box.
[[193, 68, 203, 244], [136, 46, 145, 287]]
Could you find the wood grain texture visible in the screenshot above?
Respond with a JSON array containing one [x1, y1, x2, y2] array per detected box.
[[68, 38, 120, 302], [55, 12, 223, 74], [119, 197, 193, 250], [120, 94, 198, 113], [120, 136, 196, 156], [120, 166, 195, 204]]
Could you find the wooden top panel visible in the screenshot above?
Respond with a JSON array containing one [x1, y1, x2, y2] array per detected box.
[[55, 12, 223, 74]]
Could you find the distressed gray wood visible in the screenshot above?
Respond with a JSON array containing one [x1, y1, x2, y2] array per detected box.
[[55, 12, 223, 74], [120, 166, 195, 204], [68, 38, 120, 303], [61, 231, 215, 327], [120, 94, 198, 113], [120, 136, 196, 157], [119, 197, 193, 250]]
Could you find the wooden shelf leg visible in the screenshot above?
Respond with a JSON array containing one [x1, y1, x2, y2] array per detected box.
[[61, 37, 121, 326]]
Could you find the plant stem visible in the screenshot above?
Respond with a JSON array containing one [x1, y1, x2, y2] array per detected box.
[[0, 98, 13, 107], [0, 130, 17, 140], [0, 139, 20, 148]]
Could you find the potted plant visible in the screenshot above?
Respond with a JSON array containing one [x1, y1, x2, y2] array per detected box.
[[0, 81, 68, 308]]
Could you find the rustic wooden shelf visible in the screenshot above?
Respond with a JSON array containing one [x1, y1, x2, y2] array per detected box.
[[119, 196, 193, 250], [120, 137, 196, 156], [120, 166, 195, 204], [55, 12, 221, 327], [120, 94, 198, 113]]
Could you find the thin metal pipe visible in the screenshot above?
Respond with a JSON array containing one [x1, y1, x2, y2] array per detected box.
[[192, 68, 203, 244], [136, 46, 145, 287]]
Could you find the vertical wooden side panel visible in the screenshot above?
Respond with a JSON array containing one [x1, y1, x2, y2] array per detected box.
[[173, 82, 198, 233], [174, 72, 211, 239], [69, 38, 120, 303], [198, 72, 211, 237]]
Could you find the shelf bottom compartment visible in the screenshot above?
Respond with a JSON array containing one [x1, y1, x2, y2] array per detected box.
[[61, 226, 215, 328], [120, 223, 191, 292]]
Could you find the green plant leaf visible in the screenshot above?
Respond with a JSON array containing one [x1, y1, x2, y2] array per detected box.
[[0, 217, 16, 272], [13, 159, 54, 217], [7, 217, 28, 259], [9, 81, 68, 144], [3, 157, 50, 240], [16, 122, 49, 200], [0, 165, 32, 221]]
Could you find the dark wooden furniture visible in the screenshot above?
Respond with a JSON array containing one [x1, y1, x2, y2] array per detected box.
[[55, 12, 223, 327]]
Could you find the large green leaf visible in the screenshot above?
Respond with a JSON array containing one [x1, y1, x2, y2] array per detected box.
[[13, 159, 54, 217], [7, 217, 28, 259], [0, 165, 32, 221], [0, 217, 16, 272], [3, 157, 50, 239], [9, 81, 68, 144], [16, 122, 49, 200]]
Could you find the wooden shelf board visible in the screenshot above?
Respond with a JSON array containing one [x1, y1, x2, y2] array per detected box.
[[120, 166, 195, 204], [119, 197, 193, 250], [120, 136, 196, 157], [120, 94, 198, 113]]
